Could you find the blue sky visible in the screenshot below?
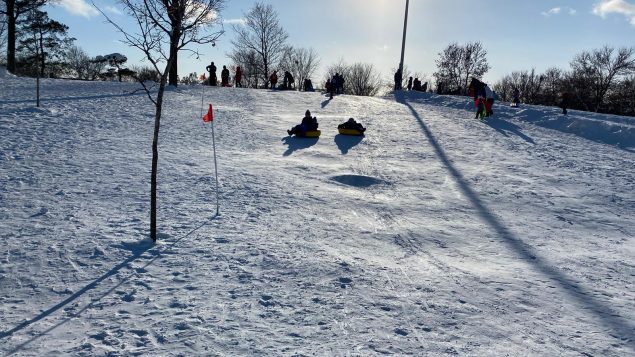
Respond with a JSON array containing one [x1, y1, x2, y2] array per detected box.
[[46, 0, 635, 84]]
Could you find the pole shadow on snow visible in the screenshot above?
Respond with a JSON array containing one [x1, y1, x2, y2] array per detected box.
[[484, 117, 536, 145], [281, 136, 319, 157], [0, 216, 217, 356], [334, 134, 363, 154], [394, 92, 635, 350]]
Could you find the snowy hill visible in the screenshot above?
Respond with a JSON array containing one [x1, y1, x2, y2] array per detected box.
[[0, 77, 633, 356]]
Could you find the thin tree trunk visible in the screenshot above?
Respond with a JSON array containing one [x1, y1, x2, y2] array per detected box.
[[7, 0, 16, 73], [150, 80, 167, 241]]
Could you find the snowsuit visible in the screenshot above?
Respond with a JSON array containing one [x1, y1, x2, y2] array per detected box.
[[206, 62, 217, 86], [288, 111, 319, 136], [484, 85, 495, 117], [475, 97, 485, 119], [560, 92, 570, 115], [512, 89, 520, 107], [221, 66, 230, 87], [270, 71, 278, 89], [338, 118, 366, 133], [304, 78, 314, 92], [394, 69, 403, 90], [412, 78, 421, 91], [235, 67, 243, 87]]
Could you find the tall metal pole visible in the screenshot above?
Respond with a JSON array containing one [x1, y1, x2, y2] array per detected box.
[[399, 0, 410, 75]]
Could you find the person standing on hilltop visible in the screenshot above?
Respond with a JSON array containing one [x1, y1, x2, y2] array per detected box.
[[221, 65, 230, 87], [205, 62, 217, 86], [235, 66, 243, 87]]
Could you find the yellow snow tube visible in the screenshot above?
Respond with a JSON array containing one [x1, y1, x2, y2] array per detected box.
[[299, 130, 321, 138], [338, 128, 364, 136]]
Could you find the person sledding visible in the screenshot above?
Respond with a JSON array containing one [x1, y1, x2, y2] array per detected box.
[[287, 110, 319, 137], [338, 118, 366, 135]]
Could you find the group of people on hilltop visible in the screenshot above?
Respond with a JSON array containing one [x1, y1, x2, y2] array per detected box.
[[394, 68, 428, 93], [269, 70, 300, 90], [408, 77, 427, 92], [326, 73, 345, 99], [205, 61, 243, 87]]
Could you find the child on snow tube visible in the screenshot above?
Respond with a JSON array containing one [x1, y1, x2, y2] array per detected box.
[[338, 118, 366, 134], [288, 110, 319, 136]]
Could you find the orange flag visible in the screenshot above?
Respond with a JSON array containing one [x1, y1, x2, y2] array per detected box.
[[203, 104, 214, 122]]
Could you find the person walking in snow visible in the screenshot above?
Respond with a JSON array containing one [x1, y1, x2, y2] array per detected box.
[[221, 65, 230, 87], [560, 92, 570, 115], [205, 62, 217, 86], [512, 88, 520, 107], [235, 66, 243, 87], [475, 96, 485, 119], [269, 70, 278, 89], [484, 84, 495, 117], [407, 77, 413, 91]]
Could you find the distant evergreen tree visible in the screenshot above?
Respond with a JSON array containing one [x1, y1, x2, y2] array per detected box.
[[0, 0, 48, 73], [17, 8, 74, 77]]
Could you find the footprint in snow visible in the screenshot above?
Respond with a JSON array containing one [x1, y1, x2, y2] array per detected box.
[[338, 277, 352, 288], [30, 207, 48, 218]]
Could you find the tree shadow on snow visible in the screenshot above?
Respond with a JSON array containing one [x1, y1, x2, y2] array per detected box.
[[394, 91, 635, 349], [0, 217, 216, 355], [484, 117, 536, 144], [281, 136, 319, 156], [334, 134, 363, 154], [0, 91, 148, 105]]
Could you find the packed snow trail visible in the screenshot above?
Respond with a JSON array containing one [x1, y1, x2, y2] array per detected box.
[[0, 77, 633, 356]]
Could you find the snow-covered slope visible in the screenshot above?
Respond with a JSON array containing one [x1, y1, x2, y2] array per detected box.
[[1, 77, 633, 356]]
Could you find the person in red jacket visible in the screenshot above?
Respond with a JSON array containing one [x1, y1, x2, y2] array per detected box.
[[235, 66, 243, 87], [269, 70, 278, 89]]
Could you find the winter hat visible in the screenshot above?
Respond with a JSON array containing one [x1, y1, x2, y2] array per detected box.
[[305, 110, 311, 116]]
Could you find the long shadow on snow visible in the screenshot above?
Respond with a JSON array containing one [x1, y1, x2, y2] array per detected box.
[[393, 91, 635, 150], [484, 117, 536, 145], [0, 91, 147, 105], [282, 136, 319, 156], [0, 217, 216, 355], [334, 134, 363, 154], [394, 91, 635, 349]]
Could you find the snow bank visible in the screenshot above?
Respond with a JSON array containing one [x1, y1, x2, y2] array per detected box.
[[392, 91, 635, 150], [0, 66, 16, 78]]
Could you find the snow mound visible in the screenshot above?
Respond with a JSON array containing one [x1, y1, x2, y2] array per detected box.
[[392, 91, 635, 150], [0, 66, 16, 78]]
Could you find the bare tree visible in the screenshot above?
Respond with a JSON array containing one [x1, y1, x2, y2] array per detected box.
[[227, 47, 261, 88], [230, 2, 288, 89], [98, 0, 224, 241], [278, 46, 320, 91], [570, 46, 635, 112], [434, 41, 489, 95], [347, 62, 382, 96]]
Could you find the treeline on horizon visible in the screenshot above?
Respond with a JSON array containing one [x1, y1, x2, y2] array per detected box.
[[1, 1, 634, 117]]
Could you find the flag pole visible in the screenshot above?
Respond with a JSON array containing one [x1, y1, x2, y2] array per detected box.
[[200, 95, 204, 119], [211, 114, 220, 216]]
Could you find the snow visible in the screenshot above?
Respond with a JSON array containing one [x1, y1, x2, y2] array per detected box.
[[0, 76, 633, 356], [0, 66, 16, 78]]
